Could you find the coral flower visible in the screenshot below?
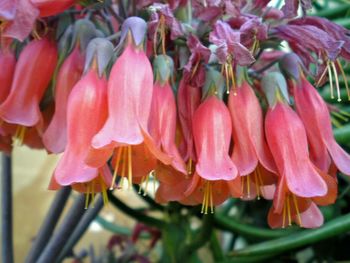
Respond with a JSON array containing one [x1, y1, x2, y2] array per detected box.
[[149, 55, 186, 174], [228, 81, 277, 199], [177, 79, 201, 165], [293, 77, 350, 175], [193, 95, 238, 182], [43, 46, 84, 153], [0, 48, 16, 104], [265, 98, 336, 228], [53, 69, 108, 187], [0, 38, 57, 128], [90, 17, 171, 188]]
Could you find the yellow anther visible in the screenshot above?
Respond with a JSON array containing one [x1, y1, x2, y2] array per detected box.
[[110, 147, 123, 189]]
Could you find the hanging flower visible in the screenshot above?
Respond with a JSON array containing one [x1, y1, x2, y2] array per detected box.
[[89, 17, 172, 189], [43, 46, 84, 153], [52, 38, 114, 203], [262, 72, 337, 228], [228, 80, 277, 199]]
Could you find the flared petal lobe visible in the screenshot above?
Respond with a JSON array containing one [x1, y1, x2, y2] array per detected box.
[[0, 38, 57, 127], [229, 81, 276, 175], [43, 47, 84, 153], [193, 96, 238, 181], [54, 70, 108, 185], [265, 103, 328, 198], [92, 44, 153, 148], [294, 78, 350, 175]]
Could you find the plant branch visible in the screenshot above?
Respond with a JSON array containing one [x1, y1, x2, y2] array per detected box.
[[37, 195, 86, 263], [25, 187, 71, 263], [56, 196, 104, 262], [1, 154, 14, 263]]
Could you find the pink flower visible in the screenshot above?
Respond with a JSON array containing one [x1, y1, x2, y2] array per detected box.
[[294, 77, 350, 175], [193, 95, 238, 181]]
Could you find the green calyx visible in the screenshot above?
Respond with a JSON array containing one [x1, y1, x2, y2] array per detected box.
[[261, 72, 290, 107], [202, 67, 225, 100], [153, 55, 175, 84]]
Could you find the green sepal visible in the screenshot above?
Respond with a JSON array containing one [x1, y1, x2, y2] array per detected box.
[[261, 72, 290, 107]]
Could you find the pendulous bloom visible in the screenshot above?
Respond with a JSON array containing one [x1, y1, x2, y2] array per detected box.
[[0, 37, 57, 128], [193, 95, 237, 182], [228, 79, 277, 199], [52, 38, 114, 198], [43, 46, 84, 153], [262, 72, 337, 228], [89, 17, 171, 188]]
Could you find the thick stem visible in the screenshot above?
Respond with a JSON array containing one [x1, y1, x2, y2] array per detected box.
[[56, 196, 104, 262], [1, 154, 14, 263], [25, 187, 72, 263], [37, 195, 86, 263]]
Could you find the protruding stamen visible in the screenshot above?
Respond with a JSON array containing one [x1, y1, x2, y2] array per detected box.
[[254, 171, 261, 200], [327, 61, 335, 99], [209, 183, 214, 214], [99, 176, 109, 205], [91, 180, 96, 208], [201, 181, 213, 214], [143, 173, 150, 196], [241, 176, 245, 198], [292, 194, 302, 227], [228, 63, 236, 95], [85, 183, 90, 209], [138, 175, 146, 194], [14, 126, 27, 146], [282, 203, 286, 228], [191, 60, 200, 79], [152, 170, 157, 194], [316, 66, 328, 87], [336, 59, 350, 101], [224, 62, 230, 94], [331, 61, 342, 102], [286, 195, 292, 226], [160, 15, 166, 55], [187, 158, 193, 175], [247, 174, 251, 198], [118, 148, 127, 189], [256, 166, 265, 198], [110, 147, 123, 189]]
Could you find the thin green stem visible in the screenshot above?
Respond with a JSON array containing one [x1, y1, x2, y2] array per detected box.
[[179, 214, 214, 258], [108, 191, 166, 228], [214, 214, 296, 240], [210, 231, 225, 262], [228, 213, 350, 258]]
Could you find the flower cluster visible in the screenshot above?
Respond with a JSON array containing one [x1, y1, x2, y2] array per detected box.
[[1, 0, 350, 229]]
